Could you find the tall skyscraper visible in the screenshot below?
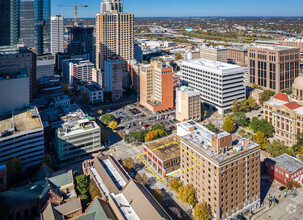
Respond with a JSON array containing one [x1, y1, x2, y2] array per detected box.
[[20, 0, 35, 48], [51, 15, 64, 55], [100, 0, 123, 14], [0, 0, 19, 46], [96, 0, 134, 72]]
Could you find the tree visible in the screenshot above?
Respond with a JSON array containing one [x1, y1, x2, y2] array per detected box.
[[145, 130, 158, 142], [151, 188, 164, 205], [253, 131, 268, 149], [204, 123, 216, 132], [297, 146, 303, 161], [193, 201, 211, 220], [7, 157, 23, 185], [239, 99, 250, 112], [293, 133, 303, 152], [231, 112, 248, 127], [108, 121, 118, 130], [175, 53, 183, 60], [100, 113, 115, 125], [89, 179, 101, 199], [158, 58, 165, 62], [135, 173, 148, 185], [75, 174, 89, 195], [265, 140, 295, 157], [151, 123, 166, 131], [142, 60, 149, 64], [122, 158, 134, 171], [249, 117, 274, 137], [177, 184, 196, 206], [42, 154, 53, 168], [222, 115, 235, 133], [247, 96, 257, 110], [169, 177, 181, 191], [230, 99, 240, 112], [156, 129, 167, 138], [82, 93, 89, 102], [260, 90, 275, 106]]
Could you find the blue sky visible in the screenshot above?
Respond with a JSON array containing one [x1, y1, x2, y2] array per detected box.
[[52, 0, 303, 18]]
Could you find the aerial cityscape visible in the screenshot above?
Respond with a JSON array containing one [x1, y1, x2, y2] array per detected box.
[[1, 0, 303, 219]]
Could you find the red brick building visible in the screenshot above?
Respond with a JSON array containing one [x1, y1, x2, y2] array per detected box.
[[264, 153, 303, 185]]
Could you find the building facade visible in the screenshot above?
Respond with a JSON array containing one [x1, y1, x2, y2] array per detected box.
[[92, 68, 103, 87], [227, 47, 248, 66], [100, 0, 123, 14], [281, 37, 303, 52], [176, 86, 201, 122], [80, 82, 104, 104], [0, 107, 44, 168], [248, 45, 300, 91], [50, 15, 64, 55], [71, 60, 94, 84], [36, 57, 55, 80], [128, 59, 140, 94], [177, 120, 260, 219], [104, 57, 123, 101], [20, 0, 35, 48], [181, 58, 246, 115], [140, 61, 174, 112], [200, 45, 227, 63]]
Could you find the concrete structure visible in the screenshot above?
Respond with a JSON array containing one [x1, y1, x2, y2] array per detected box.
[[0, 107, 44, 168], [281, 37, 303, 52], [181, 58, 246, 115], [227, 47, 248, 66], [92, 68, 103, 87], [263, 76, 303, 145], [200, 45, 227, 63], [54, 110, 101, 161], [104, 57, 123, 101], [82, 155, 172, 220], [0, 70, 30, 115], [71, 60, 94, 84], [248, 45, 300, 91], [128, 59, 140, 94], [0, 44, 36, 101], [176, 86, 201, 121], [36, 58, 55, 81], [177, 120, 261, 219], [80, 81, 104, 104], [265, 154, 303, 186], [142, 135, 181, 179], [50, 15, 64, 55], [95, 9, 134, 71], [140, 60, 174, 112]]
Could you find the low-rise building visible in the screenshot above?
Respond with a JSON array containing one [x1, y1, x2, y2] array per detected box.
[[0, 107, 44, 168], [264, 153, 303, 185], [227, 47, 248, 66], [200, 45, 227, 63], [80, 81, 104, 104], [176, 86, 201, 121], [36, 57, 55, 81], [250, 89, 264, 106], [92, 68, 103, 87], [71, 60, 94, 84], [52, 95, 70, 108]]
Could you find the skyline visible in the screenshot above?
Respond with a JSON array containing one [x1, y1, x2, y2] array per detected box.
[[52, 0, 303, 18]]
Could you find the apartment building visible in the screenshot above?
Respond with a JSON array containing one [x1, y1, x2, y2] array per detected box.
[[80, 81, 104, 104], [104, 56, 123, 101], [176, 86, 201, 121], [263, 76, 303, 145], [95, 10, 134, 71], [0, 107, 44, 168], [227, 47, 248, 66], [200, 45, 227, 63], [281, 37, 303, 52], [71, 60, 94, 84], [140, 60, 174, 112], [50, 15, 64, 55], [177, 120, 260, 219], [248, 45, 300, 91], [54, 110, 101, 161], [92, 68, 103, 87], [128, 59, 140, 94], [181, 58, 246, 115]]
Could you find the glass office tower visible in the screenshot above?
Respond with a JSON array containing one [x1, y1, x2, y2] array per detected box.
[[20, 0, 35, 48]]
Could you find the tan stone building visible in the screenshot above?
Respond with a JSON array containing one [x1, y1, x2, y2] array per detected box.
[[140, 60, 173, 112], [263, 76, 303, 145], [227, 47, 248, 66], [200, 45, 227, 63], [176, 86, 201, 122], [248, 45, 300, 91], [281, 37, 303, 52], [177, 121, 261, 219], [95, 12, 134, 71], [250, 89, 264, 106]]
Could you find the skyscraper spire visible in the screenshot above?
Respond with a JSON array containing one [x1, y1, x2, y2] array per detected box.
[[100, 0, 123, 14]]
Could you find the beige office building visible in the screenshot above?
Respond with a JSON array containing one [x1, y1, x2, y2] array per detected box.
[[281, 37, 303, 52], [95, 12, 134, 72], [227, 47, 248, 66], [200, 45, 227, 63], [177, 121, 260, 219], [263, 76, 303, 145], [176, 86, 201, 121], [248, 45, 300, 91]]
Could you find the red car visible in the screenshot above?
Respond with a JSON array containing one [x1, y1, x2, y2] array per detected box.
[[171, 126, 176, 130], [138, 105, 143, 107], [144, 124, 150, 128]]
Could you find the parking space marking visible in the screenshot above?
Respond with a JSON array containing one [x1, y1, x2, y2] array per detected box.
[[137, 141, 202, 181]]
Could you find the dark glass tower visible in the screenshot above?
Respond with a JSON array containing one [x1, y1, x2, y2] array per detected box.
[[20, 0, 35, 48]]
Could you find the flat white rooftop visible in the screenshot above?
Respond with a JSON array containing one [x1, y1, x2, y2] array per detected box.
[[250, 45, 298, 51], [182, 58, 242, 71]]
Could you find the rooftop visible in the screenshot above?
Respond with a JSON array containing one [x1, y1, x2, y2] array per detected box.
[[0, 107, 42, 138], [249, 45, 298, 51], [266, 153, 303, 174], [177, 86, 200, 97], [182, 58, 242, 71]]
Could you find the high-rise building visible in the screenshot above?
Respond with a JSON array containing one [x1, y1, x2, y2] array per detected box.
[[176, 86, 201, 122], [71, 60, 94, 84], [181, 58, 246, 115], [281, 37, 303, 52], [177, 120, 261, 219], [227, 47, 248, 66], [92, 68, 103, 87], [0, 44, 37, 101], [140, 60, 174, 112], [200, 45, 227, 63], [50, 15, 64, 55], [128, 59, 140, 94], [96, 0, 134, 71], [248, 45, 300, 91], [20, 0, 35, 48], [0, 0, 19, 46], [36, 55, 55, 80], [104, 57, 123, 101], [100, 0, 123, 14], [67, 27, 94, 61]]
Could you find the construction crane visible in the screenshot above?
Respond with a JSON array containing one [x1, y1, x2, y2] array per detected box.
[[52, 1, 88, 27]]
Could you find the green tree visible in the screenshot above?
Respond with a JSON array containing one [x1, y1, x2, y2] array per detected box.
[[265, 140, 295, 157], [135, 173, 148, 185], [204, 123, 217, 132], [239, 99, 250, 112], [175, 53, 183, 60], [108, 121, 118, 130], [193, 201, 211, 220], [75, 174, 89, 195], [177, 184, 196, 206], [260, 90, 275, 106], [169, 178, 181, 191], [247, 96, 257, 110], [89, 179, 101, 200], [253, 131, 268, 149], [158, 58, 165, 62], [7, 157, 23, 185], [151, 188, 164, 205], [249, 117, 274, 137], [42, 154, 53, 168], [122, 158, 134, 172], [151, 123, 166, 131], [230, 99, 240, 112], [293, 133, 303, 152], [222, 115, 235, 133], [100, 113, 115, 125], [231, 112, 248, 127]]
